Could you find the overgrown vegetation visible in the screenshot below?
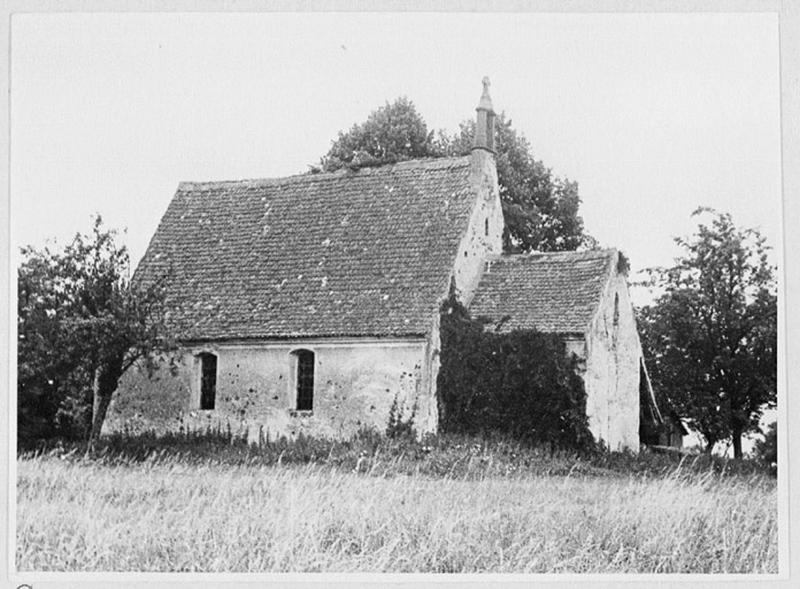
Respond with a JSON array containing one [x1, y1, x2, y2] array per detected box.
[[437, 293, 593, 450], [20, 427, 770, 479], [385, 394, 417, 440], [17, 429, 777, 573]]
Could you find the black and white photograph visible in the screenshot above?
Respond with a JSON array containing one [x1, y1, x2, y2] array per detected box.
[[4, 5, 796, 586]]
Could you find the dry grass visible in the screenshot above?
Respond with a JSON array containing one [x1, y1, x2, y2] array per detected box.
[[16, 450, 777, 573]]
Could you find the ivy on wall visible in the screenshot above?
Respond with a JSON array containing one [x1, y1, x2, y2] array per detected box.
[[437, 293, 593, 450]]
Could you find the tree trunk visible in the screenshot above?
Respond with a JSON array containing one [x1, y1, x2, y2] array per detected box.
[[86, 358, 123, 455], [86, 367, 107, 455], [731, 423, 744, 460]]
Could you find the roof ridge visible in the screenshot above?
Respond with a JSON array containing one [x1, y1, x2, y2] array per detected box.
[[177, 155, 471, 192], [486, 248, 618, 262]]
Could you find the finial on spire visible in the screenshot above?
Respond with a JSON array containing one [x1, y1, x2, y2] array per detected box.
[[477, 76, 494, 112], [473, 76, 496, 153]]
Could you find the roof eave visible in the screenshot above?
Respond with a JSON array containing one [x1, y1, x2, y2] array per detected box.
[[178, 332, 430, 346]]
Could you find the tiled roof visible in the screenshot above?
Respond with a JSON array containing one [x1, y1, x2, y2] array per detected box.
[[468, 249, 617, 335], [135, 156, 475, 340]]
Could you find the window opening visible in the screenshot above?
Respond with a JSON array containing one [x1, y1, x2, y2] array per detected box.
[[293, 349, 315, 411], [199, 353, 217, 410]]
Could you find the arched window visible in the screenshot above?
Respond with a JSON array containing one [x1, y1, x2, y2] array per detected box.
[[485, 217, 489, 236], [291, 349, 315, 411], [613, 293, 620, 329], [198, 352, 217, 410]]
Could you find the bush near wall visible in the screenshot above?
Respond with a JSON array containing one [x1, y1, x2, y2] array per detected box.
[[437, 294, 593, 450]]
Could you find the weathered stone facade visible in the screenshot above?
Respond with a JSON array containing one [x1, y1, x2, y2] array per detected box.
[[581, 258, 642, 451], [108, 338, 434, 441], [451, 149, 504, 303]]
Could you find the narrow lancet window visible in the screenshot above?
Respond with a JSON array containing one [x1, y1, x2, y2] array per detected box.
[[199, 352, 217, 410], [292, 349, 315, 411]]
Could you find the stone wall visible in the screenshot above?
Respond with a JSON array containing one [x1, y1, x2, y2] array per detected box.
[[582, 254, 642, 452], [107, 338, 430, 442], [450, 149, 504, 304], [420, 148, 503, 432]]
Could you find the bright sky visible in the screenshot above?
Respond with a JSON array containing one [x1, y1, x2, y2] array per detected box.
[[10, 12, 781, 307]]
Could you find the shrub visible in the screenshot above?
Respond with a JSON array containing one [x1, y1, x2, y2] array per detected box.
[[753, 421, 777, 472], [437, 293, 593, 450], [385, 394, 417, 440]]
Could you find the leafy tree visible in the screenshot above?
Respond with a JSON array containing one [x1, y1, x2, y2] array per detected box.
[[637, 208, 777, 458], [319, 98, 592, 253], [320, 97, 438, 171], [447, 115, 589, 252], [17, 216, 174, 450]]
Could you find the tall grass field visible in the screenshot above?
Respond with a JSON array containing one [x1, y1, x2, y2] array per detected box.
[[16, 433, 778, 573]]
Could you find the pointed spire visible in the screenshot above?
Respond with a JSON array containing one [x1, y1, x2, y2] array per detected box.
[[473, 76, 496, 153]]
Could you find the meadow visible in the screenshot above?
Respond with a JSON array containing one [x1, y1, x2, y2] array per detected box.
[[16, 432, 778, 573]]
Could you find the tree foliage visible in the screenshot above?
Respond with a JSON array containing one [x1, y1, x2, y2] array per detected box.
[[447, 115, 588, 252], [753, 421, 777, 469], [637, 209, 777, 458], [17, 216, 175, 448], [319, 97, 592, 253], [320, 97, 442, 171], [437, 292, 593, 449]]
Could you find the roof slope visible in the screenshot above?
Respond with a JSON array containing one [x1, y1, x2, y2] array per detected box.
[[468, 249, 616, 334], [135, 156, 475, 340]]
